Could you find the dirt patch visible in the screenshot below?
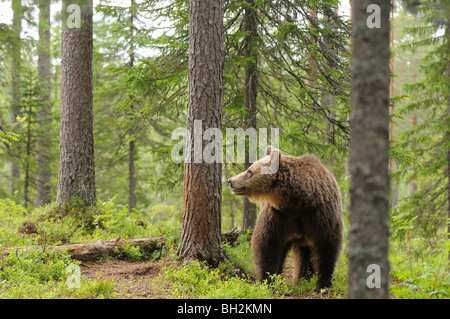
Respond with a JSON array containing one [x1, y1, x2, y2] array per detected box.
[[80, 258, 167, 298]]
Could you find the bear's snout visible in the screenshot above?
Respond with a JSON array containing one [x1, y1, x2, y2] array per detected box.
[[227, 176, 244, 194]]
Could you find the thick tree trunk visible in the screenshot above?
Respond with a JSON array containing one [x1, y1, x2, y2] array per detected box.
[[447, 46, 450, 261], [1, 237, 165, 262], [348, 0, 391, 299], [241, 0, 258, 232], [177, 0, 225, 264], [36, 0, 52, 207], [57, 0, 96, 207]]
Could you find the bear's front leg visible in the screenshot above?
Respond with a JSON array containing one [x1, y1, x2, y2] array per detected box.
[[251, 204, 287, 282]]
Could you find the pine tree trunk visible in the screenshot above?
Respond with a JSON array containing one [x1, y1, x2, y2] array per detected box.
[[128, 139, 136, 212], [57, 0, 96, 207], [409, 115, 417, 194], [23, 88, 32, 209], [128, 0, 136, 213], [177, 0, 225, 264], [305, 7, 317, 88], [447, 35, 450, 260], [9, 0, 22, 198], [348, 0, 391, 299], [36, 0, 52, 207], [241, 0, 258, 232], [389, 1, 398, 207], [322, 4, 338, 160]]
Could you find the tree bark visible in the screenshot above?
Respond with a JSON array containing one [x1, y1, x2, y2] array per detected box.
[[305, 7, 317, 88], [389, 1, 398, 207], [177, 0, 225, 265], [36, 0, 52, 207], [322, 4, 338, 153], [241, 0, 258, 232], [348, 0, 391, 299], [23, 85, 32, 209], [128, 139, 136, 212], [447, 37, 450, 260], [1, 237, 165, 262], [128, 0, 137, 213], [57, 0, 96, 207], [9, 0, 22, 198]]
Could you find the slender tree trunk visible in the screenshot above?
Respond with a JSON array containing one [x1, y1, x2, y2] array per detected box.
[[322, 4, 338, 159], [57, 0, 96, 207], [23, 86, 32, 209], [128, 0, 136, 213], [306, 7, 317, 88], [389, 0, 398, 207], [177, 0, 225, 264], [348, 0, 391, 299], [409, 64, 417, 195], [128, 139, 136, 212], [409, 114, 417, 194], [9, 0, 22, 197], [241, 0, 258, 232], [36, 0, 52, 207]]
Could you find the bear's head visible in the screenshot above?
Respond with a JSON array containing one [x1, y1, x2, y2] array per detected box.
[[228, 146, 282, 205]]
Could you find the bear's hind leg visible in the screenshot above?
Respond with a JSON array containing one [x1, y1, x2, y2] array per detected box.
[[311, 245, 339, 291]]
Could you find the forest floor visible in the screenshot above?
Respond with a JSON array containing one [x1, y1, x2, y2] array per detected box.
[[79, 256, 335, 299], [80, 258, 168, 299]]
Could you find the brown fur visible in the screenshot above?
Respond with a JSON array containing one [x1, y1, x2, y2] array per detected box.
[[228, 146, 344, 291]]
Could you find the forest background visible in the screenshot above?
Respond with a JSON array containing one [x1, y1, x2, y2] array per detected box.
[[0, 0, 448, 299]]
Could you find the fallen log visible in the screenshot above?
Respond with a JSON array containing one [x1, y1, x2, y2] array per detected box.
[[1, 237, 166, 262], [2, 227, 247, 262]]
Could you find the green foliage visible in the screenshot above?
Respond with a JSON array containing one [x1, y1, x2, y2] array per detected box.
[[222, 231, 256, 275], [390, 240, 449, 299], [1, 198, 448, 299], [114, 243, 147, 261], [0, 248, 115, 298], [148, 203, 181, 223], [0, 129, 19, 155], [154, 259, 287, 299], [391, 0, 449, 240], [0, 198, 30, 248], [0, 0, 448, 300]]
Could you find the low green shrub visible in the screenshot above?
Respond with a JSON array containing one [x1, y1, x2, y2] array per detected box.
[[154, 256, 293, 299], [0, 248, 115, 298]]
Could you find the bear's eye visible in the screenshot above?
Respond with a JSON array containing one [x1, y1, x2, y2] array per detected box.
[[246, 170, 253, 178]]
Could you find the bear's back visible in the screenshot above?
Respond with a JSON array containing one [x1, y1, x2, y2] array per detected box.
[[279, 153, 341, 211]]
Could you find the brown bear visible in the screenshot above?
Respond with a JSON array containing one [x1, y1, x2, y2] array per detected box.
[[228, 146, 344, 291]]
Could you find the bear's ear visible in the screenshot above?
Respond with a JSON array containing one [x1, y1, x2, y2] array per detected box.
[[270, 148, 282, 163], [266, 146, 282, 161], [261, 146, 282, 174]]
